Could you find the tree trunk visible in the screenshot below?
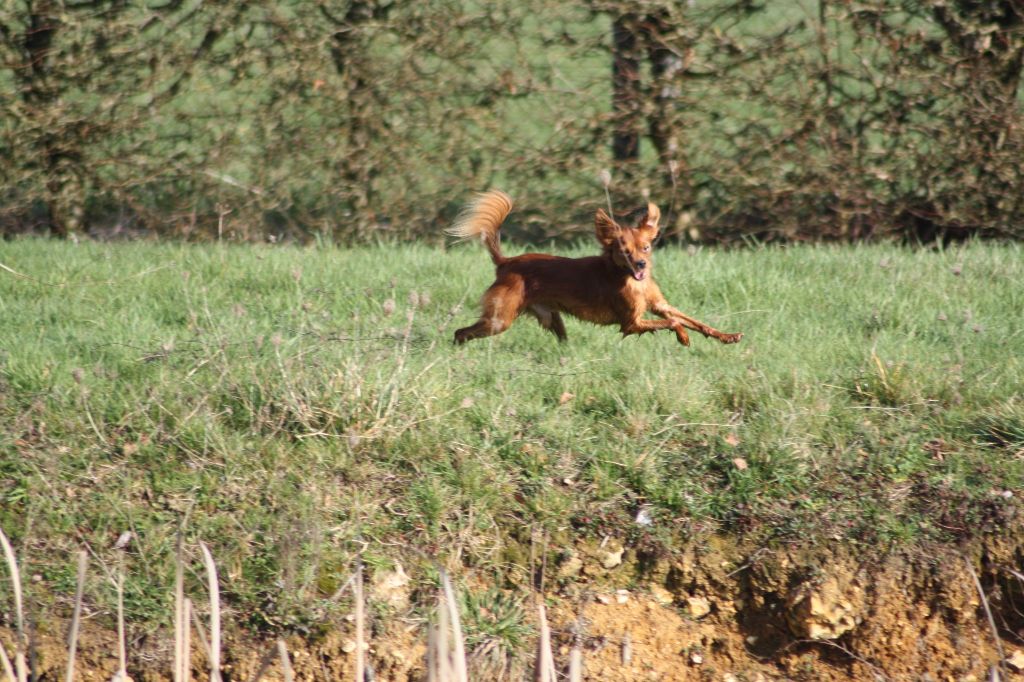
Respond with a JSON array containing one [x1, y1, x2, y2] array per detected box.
[[611, 14, 641, 163], [645, 13, 684, 189]]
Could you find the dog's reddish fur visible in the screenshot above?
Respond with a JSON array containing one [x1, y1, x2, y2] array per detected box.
[[448, 190, 742, 347]]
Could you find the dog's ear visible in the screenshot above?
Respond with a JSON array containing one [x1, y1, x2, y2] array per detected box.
[[638, 202, 661, 239], [595, 208, 621, 246]]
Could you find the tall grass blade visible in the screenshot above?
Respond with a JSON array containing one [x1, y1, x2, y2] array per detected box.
[[182, 598, 192, 682], [437, 594, 452, 682], [116, 569, 127, 681], [425, 621, 439, 682], [354, 561, 365, 682], [187, 597, 210, 663], [65, 551, 88, 682], [440, 570, 468, 682], [173, 539, 185, 682], [534, 602, 555, 682], [0, 528, 28, 682], [0, 644, 16, 682], [199, 542, 222, 682]]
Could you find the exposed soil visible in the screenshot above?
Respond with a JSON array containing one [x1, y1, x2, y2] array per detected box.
[[5, 537, 1024, 681]]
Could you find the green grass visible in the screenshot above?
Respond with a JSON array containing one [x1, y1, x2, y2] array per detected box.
[[1, 238, 1022, 633]]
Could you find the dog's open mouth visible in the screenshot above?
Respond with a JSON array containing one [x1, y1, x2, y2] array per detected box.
[[632, 270, 647, 281]]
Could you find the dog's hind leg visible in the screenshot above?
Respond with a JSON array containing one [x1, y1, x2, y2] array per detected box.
[[454, 280, 523, 345], [528, 305, 568, 342]]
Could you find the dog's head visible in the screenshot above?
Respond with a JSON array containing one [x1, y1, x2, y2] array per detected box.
[[595, 203, 661, 281]]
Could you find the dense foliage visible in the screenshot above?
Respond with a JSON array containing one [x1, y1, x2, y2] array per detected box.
[[2, 1, 1022, 242]]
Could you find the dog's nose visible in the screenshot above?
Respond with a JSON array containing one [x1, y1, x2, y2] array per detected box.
[[636, 259, 646, 269]]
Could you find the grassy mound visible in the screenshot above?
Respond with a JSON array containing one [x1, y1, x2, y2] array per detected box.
[[1, 239, 1022, 633]]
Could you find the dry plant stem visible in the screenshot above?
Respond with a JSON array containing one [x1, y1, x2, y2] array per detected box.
[[174, 544, 184, 679], [437, 596, 452, 682], [199, 542, 222, 682], [66, 551, 88, 682], [440, 570, 468, 682], [621, 631, 632, 666], [276, 640, 294, 682], [173, 540, 185, 682], [0, 647, 15, 682], [188, 598, 210, 662], [354, 561, 365, 682], [0, 528, 28, 682], [534, 602, 556, 682], [425, 624, 439, 682], [966, 557, 1006, 678], [182, 599, 191, 682], [246, 644, 278, 682], [568, 640, 582, 682], [116, 570, 127, 679]]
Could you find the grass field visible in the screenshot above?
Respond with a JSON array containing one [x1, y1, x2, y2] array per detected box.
[[1, 238, 1023, 635]]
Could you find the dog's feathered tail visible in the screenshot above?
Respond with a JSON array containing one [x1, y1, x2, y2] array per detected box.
[[446, 190, 513, 265]]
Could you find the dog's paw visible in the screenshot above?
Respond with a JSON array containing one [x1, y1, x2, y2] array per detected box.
[[720, 332, 743, 344]]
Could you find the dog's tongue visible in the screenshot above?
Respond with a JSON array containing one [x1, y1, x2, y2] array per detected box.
[[633, 270, 646, 281]]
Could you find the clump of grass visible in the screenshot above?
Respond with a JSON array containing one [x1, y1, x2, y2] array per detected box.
[[975, 399, 1024, 450], [462, 587, 532, 679]]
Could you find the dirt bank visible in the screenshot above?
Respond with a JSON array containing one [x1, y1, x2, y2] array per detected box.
[[5, 538, 1024, 681]]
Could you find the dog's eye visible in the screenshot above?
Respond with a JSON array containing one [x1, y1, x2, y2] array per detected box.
[[642, 245, 651, 252]]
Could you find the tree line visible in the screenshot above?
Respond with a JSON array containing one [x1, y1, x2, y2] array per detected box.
[[2, 0, 1022, 243]]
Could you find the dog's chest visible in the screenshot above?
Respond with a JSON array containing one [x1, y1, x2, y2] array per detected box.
[[618, 277, 651, 315]]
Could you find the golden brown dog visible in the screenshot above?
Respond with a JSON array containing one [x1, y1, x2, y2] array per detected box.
[[448, 190, 742, 347]]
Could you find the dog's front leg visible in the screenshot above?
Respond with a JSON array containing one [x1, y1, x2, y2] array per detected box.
[[621, 319, 690, 346], [649, 297, 742, 345]]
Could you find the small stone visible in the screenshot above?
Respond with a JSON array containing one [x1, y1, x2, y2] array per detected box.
[[723, 674, 739, 682], [786, 576, 863, 640], [1006, 649, 1024, 671], [690, 651, 703, 665], [596, 594, 611, 605], [342, 640, 357, 653], [687, 596, 712, 619], [615, 589, 630, 604], [599, 541, 625, 569]]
